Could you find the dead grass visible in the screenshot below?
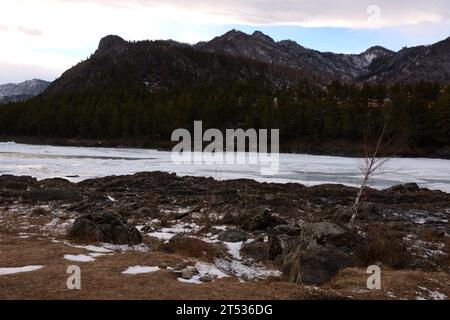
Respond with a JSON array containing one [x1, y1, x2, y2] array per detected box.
[[157, 235, 222, 261], [355, 224, 412, 268]]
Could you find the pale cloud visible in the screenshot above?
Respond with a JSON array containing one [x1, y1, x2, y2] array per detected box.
[[59, 0, 450, 28], [17, 26, 44, 36]]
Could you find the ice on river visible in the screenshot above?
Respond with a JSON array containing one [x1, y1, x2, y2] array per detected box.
[[1, 142, 450, 192]]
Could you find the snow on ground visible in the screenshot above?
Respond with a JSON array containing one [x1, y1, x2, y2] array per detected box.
[[122, 266, 160, 275], [0, 265, 44, 276], [147, 223, 201, 241], [177, 262, 229, 284], [214, 258, 281, 281], [416, 286, 448, 300], [64, 254, 95, 262], [1, 142, 450, 192]]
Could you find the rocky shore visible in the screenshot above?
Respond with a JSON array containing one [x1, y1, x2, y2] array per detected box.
[[0, 172, 449, 299]]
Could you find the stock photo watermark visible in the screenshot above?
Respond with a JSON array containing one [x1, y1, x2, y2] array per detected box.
[[171, 121, 280, 175], [367, 5, 382, 29], [67, 265, 81, 290]]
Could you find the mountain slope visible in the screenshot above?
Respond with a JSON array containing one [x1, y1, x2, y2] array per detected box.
[[362, 37, 450, 83], [196, 30, 450, 84], [0, 79, 50, 104], [45, 35, 305, 96], [195, 30, 395, 82]]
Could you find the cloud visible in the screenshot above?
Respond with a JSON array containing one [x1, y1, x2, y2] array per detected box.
[[58, 0, 450, 28], [17, 26, 44, 36]]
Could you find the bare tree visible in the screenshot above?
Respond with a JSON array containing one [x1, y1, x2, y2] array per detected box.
[[348, 107, 401, 229]]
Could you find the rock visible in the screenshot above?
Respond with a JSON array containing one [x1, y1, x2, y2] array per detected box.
[[199, 275, 214, 283], [181, 266, 198, 280], [241, 209, 287, 231], [241, 241, 268, 262], [172, 211, 189, 220], [221, 212, 237, 225], [136, 207, 160, 218], [31, 207, 51, 217], [273, 224, 301, 235], [218, 228, 249, 243], [268, 225, 301, 261], [140, 225, 154, 233], [385, 183, 420, 193], [26, 188, 82, 202], [0, 175, 37, 190], [69, 212, 142, 245], [282, 222, 358, 285]]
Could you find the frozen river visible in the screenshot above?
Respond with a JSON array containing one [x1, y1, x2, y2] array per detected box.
[[1, 142, 450, 192]]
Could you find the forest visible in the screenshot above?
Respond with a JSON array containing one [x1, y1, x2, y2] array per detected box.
[[0, 79, 449, 155]]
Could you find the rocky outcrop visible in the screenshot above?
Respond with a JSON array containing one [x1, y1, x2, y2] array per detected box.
[[218, 228, 249, 243], [69, 212, 142, 245], [282, 222, 358, 285], [241, 209, 288, 232]]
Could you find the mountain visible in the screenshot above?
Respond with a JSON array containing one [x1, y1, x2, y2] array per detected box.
[[0, 79, 51, 104], [45, 35, 304, 96], [44, 31, 450, 95], [195, 30, 395, 82], [196, 30, 450, 84], [361, 37, 450, 83]]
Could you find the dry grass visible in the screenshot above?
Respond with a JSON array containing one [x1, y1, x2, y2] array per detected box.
[[355, 225, 412, 268], [157, 235, 222, 261]]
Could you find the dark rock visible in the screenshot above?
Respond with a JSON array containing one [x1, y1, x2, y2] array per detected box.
[[241, 241, 268, 262], [137, 207, 160, 218], [282, 222, 358, 285], [268, 225, 301, 261], [273, 224, 301, 235], [221, 212, 237, 225], [218, 228, 249, 243], [140, 225, 154, 233], [69, 212, 142, 245], [181, 266, 198, 280], [30, 207, 51, 217], [172, 211, 189, 220], [385, 183, 420, 193], [199, 275, 213, 283], [0, 175, 37, 190], [241, 209, 288, 231], [26, 188, 82, 202]]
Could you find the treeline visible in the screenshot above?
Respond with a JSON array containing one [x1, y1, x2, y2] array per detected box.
[[0, 80, 449, 150]]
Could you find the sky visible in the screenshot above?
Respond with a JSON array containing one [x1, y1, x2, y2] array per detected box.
[[0, 0, 449, 84]]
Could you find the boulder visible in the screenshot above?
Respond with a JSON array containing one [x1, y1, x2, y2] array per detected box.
[[31, 207, 52, 217], [69, 212, 142, 245], [241, 209, 288, 231], [218, 228, 249, 243], [282, 222, 358, 285], [26, 188, 82, 202], [267, 224, 301, 261], [221, 212, 237, 225], [385, 183, 420, 193], [241, 241, 269, 262]]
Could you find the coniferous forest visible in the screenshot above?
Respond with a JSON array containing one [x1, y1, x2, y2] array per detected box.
[[1, 80, 449, 155]]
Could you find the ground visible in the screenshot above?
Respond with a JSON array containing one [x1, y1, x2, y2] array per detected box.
[[0, 172, 449, 300]]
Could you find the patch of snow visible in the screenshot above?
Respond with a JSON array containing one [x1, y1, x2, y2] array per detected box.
[[64, 254, 95, 262], [0, 265, 44, 276], [214, 258, 281, 281], [177, 261, 229, 284], [70, 244, 114, 253], [417, 286, 447, 300], [225, 241, 243, 260], [122, 266, 160, 275]]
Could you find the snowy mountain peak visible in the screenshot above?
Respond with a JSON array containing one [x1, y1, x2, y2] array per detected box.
[[0, 79, 50, 103]]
